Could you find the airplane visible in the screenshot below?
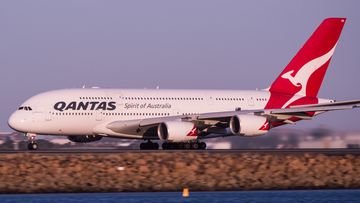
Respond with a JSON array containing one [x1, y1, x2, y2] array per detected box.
[[8, 17, 360, 150]]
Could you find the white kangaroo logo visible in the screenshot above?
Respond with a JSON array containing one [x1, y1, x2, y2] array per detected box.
[[280, 43, 337, 108]]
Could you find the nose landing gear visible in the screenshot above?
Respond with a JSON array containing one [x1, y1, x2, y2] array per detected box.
[[27, 142, 38, 150], [26, 133, 38, 150]]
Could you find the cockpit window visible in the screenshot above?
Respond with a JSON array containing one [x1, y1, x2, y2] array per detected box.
[[18, 106, 32, 111]]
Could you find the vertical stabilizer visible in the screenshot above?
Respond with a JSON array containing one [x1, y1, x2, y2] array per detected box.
[[265, 18, 346, 109]]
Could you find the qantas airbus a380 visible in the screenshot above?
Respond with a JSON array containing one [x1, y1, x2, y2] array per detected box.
[[8, 18, 360, 150]]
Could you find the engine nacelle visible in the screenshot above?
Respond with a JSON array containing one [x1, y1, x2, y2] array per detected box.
[[68, 135, 102, 143], [157, 121, 198, 142], [229, 115, 269, 136]]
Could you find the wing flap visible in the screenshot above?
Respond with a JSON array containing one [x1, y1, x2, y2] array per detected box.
[[268, 104, 356, 114]]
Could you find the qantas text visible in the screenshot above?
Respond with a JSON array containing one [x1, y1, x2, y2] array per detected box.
[[54, 101, 116, 112]]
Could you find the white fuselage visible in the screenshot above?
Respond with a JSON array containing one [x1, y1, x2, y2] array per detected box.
[[9, 88, 279, 137], [8, 87, 335, 140]]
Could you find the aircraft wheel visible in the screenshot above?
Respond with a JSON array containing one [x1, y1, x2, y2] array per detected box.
[[140, 142, 159, 150], [199, 142, 207, 149], [152, 143, 159, 150], [167, 143, 175, 150], [177, 142, 184, 149], [192, 142, 199, 150], [184, 143, 191, 150], [27, 142, 38, 150]]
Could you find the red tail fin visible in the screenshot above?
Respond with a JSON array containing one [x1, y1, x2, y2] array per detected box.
[[265, 18, 346, 109]]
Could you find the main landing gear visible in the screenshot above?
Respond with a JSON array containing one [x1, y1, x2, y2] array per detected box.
[[139, 141, 207, 150], [139, 140, 159, 150], [26, 133, 38, 150], [162, 141, 206, 150]]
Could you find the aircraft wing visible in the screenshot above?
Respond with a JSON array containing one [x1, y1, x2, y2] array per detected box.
[[98, 99, 360, 138], [198, 99, 360, 122]]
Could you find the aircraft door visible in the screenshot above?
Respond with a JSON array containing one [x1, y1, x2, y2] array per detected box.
[[172, 108, 180, 116], [95, 111, 104, 121], [45, 109, 52, 121], [247, 96, 255, 107], [206, 95, 214, 106]]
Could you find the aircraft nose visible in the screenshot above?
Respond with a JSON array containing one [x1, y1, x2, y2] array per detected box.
[[8, 112, 25, 132]]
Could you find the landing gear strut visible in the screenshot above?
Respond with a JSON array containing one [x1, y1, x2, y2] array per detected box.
[[26, 133, 38, 150], [140, 140, 159, 150], [162, 141, 206, 150]]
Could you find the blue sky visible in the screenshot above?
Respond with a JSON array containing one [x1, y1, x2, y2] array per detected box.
[[1, 0, 360, 131]]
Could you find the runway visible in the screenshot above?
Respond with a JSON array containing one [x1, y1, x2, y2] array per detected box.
[[0, 148, 359, 155]]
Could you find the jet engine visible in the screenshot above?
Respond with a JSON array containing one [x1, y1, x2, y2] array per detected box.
[[229, 115, 269, 136], [68, 135, 103, 143], [157, 121, 198, 142]]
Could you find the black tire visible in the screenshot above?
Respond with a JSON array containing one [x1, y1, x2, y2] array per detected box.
[[28, 143, 38, 150], [184, 143, 191, 150], [140, 143, 146, 150], [199, 142, 206, 149], [192, 142, 199, 149], [162, 142, 168, 150], [27, 143, 33, 150], [177, 142, 184, 149], [152, 143, 159, 150], [172, 143, 178, 149], [172, 143, 179, 150]]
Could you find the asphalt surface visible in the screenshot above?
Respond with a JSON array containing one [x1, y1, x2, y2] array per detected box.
[[0, 148, 360, 155]]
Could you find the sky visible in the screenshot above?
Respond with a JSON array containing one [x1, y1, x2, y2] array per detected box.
[[1, 0, 360, 132]]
